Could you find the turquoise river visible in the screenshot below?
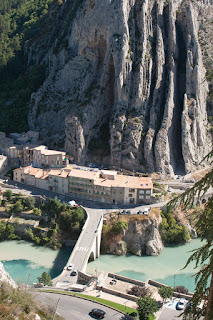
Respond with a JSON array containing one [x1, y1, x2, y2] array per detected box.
[[0, 239, 203, 291]]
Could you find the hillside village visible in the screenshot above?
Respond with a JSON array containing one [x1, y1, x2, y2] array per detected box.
[[0, 130, 153, 205]]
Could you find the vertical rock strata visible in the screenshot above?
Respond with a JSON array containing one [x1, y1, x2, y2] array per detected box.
[[28, 0, 212, 175]]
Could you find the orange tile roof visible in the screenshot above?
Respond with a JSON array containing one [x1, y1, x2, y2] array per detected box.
[[68, 168, 98, 179], [94, 175, 152, 189]]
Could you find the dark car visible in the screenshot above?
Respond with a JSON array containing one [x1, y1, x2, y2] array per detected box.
[[90, 309, 106, 319], [157, 301, 163, 309], [70, 270, 78, 276]]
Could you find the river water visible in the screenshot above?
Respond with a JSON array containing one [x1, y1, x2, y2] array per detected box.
[[86, 238, 204, 293], [0, 239, 203, 292], [0, 240, 71, 285]]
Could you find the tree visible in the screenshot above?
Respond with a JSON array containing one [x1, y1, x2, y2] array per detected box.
[[3, 189, 13, 201], [158, 286, 174, 302], [37, 272, 52, 286], [12, 200, 23, 213], [24, 196, 35, 210], [170, 151, 213, 320], [137, 296, 158, 320]]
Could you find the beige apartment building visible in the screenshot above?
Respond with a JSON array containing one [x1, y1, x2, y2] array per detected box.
[[13, 166, 153, 205], [33, 146, 68, 168]]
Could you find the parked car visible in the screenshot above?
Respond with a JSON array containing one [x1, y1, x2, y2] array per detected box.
[[176, 298, 186, 310], [67, 264, 74, 271], [70, 270, 78, 276], [137, 210, 143, 214], [157, 301, 163, 309], [121, 210, 127, 214], [127, 210, 132, 215], [89, 309, 106, 319]]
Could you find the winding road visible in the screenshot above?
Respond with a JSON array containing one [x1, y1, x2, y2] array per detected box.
[[34, 291, 129, 320]]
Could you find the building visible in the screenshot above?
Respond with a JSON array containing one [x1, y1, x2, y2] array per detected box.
[[13, 166, 153, 205], [0, 155, 8, 174], [32, 146, 68, 168]]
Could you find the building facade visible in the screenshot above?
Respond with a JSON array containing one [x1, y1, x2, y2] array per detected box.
[[13, 166, 153, 205]]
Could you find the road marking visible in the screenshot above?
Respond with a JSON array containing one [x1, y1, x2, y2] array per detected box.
[[76, 246, 89, 252]]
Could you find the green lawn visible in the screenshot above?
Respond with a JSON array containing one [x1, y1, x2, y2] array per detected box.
[[43, 289, 137, 315]]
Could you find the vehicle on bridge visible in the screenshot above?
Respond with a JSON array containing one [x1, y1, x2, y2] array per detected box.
[[67, 264, 74, 271]]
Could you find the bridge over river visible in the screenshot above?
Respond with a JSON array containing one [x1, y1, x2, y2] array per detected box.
[[53, 207, 107, 287]]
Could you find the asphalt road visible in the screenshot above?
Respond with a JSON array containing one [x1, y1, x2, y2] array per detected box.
[[34, 291, 128, 320]]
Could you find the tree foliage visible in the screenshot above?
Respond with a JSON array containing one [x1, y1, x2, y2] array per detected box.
[[37, 272, 52, 286], [3, 189, 13, 201], [160, 206, 191, 244], [137, 296, 158, 320], [170, 151, 213, 320], [158, 286, 174, 302]]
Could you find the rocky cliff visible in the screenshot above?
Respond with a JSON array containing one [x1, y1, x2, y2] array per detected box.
[[102, 214, 163, 256], [28, 0, 212, 175]]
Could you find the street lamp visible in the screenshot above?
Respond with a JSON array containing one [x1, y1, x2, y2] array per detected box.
[[174, 275, 176, 288]]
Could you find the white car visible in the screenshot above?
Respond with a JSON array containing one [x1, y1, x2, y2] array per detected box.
[[176, 298, 186, 310], [67, 264, 74, 271]]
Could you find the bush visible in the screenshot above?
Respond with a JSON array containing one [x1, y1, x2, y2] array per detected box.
[[128, 285, 150, 297], [24, 197, 35, 210], [160, 206, 191, 244], [112, 221, 128, 234], [174, 286, 189, 294], [3, 190, 13, 201], [11, 200, 23, 213]]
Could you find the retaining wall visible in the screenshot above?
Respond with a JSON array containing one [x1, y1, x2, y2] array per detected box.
[[108, 273, 145, 286]]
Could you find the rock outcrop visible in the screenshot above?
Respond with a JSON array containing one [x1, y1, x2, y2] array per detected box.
[[124, 218, 163, 256], [28, 0, 212, 176], [102, 216, 163, 256], [0, 262, 17, 288]]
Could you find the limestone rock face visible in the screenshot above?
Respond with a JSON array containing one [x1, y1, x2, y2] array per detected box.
[[28, 0, 212, 175], [0, 262, 17, 288], [123, 218, 163, 256], [109, 241, 127, 256]]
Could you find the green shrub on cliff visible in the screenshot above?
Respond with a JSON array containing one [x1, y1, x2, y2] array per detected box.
[[159, 206, 190, 244]]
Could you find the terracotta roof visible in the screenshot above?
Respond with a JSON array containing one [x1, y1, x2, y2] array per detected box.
[[49, 170, 70, 178], [94, 175, 152, 189], [68, 168, 98, 179]]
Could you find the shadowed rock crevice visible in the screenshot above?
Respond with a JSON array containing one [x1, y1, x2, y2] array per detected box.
[[172, 21, 187, 175]]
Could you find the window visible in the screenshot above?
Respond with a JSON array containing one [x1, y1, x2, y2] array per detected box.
[[139, 190, 144, 194], [129, 188, 135, 192], [139, 195, 144, 199], [129, 194, 133, 197], [146, 195, 150, 199], [146, 190, 151, 194]]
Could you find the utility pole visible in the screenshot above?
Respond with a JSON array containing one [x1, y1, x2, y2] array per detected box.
[[53, 298, 60, 320], [26, 274, 30, 286]]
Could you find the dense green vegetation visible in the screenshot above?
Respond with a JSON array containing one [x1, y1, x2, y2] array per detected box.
[[159, 206, 191, 244], [137, 296, 158, 320], [0, 282, 64, 320], [0, 0, 55, 132], [37, 271, 53, 286], [0, 192, 86, 249], [158, 286, 174, 302]]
